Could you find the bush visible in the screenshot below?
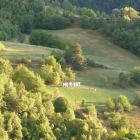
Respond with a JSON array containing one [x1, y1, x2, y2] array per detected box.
[[131, 66, 140, 84], [119, 71, 131, 82], [53, 97, 68, 113], [117, 95, 133, 112], [133, 92, 140, 107], [66, 67, 75, 81], [18, 33, 26, 43], [21, 57, 31, 64], [105, 95, 132, 112], [0, 42, 5, 51], [29, 30, 72, 50], [85, 105, 97, 117], [0, 58, 13, 74], [85, 58, 109, 69]]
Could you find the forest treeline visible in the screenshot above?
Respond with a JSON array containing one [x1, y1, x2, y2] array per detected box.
[[57, 0, 140, 14]]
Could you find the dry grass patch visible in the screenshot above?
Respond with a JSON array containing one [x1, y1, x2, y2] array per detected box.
[[126, 107, 140, 130]]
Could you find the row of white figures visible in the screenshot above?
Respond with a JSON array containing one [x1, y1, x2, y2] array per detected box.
[[62, 82, 81, 87]]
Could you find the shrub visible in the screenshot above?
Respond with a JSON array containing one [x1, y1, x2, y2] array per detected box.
[[85, 105, 97, 117], [131, 66, 140, 84], [53, 97, 68, 113], [18, 33, 26, 43], [105, 97, 115, 112], [0, 42, 5, 51], [133, 92, 140, 107], [21, 57, 31, 64], [117, 95, 133, 112], [85, 58, 109, 69], [105, 95, 132, 112], [119, 71, 131, 82], [66, 67, 75, 81], [0, 58, 13, 74]]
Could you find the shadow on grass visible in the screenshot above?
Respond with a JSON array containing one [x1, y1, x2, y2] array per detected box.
[[86, 102, 105, 109]]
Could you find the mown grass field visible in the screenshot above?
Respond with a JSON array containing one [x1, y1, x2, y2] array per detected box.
[[0, 41, 63, 60], [46, 85, 137, 108], [1, 28, 140, 108]]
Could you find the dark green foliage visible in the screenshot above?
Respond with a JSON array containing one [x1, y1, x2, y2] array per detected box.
[[105, 112, 130, 129], [81, 100, 85, 107], [80, 15, 91, 29], [53, 97, 68, 113], [85, 58, 109, 69], [23, 14, 34, 34], [64, 44, 85, 70], [131, 66, 140, 84], [0, 19, 20, 41], [119, 71, 131, 82], [133, 92, 140, 107], [29, 30, 72, 50], [18, 33, 26, 43], [63, 10, 75, 23], [35, 7, 72, 30], [59, 0, 140, 15], [42, 14, 71, 29], [21, 57, 31, 64]]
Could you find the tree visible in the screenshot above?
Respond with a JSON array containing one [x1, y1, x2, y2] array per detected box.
[[119, 71, 131, 82], [11, 65, 45, 93], [23, 14, 34, 34], [62, 0, 69, 10], [72, 54, 85, 70], [41, 64, 53, 84], [45, 56, 57, 67], [18, 33, 26, 43], [85, 9, 96, 18], [0, 58, 13, 75], [66, 67, 75, 81], [117, 95, 132, 112], [105, 97, 115, 112], [80, 15, 91, 29], [131, 66, 140, 84], [53, 97, 68, 113]]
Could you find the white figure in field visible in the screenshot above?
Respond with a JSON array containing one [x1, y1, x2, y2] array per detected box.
[[62, 83, 68, 87], [95, 89, 96, 92], [62, 82, 81, 87]]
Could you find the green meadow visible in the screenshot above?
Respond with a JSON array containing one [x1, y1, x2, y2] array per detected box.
[[1, 28, 140, 108]]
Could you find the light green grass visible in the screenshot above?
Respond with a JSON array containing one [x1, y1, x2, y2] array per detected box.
[[8, 34, 30, 44], [0, 41, 63, 60], [76, 68, 121, 86], [38, 28, 140, 108], [47, 85, 137, 108], [2, 28, 140, 108], [41, 28, 140, 70]]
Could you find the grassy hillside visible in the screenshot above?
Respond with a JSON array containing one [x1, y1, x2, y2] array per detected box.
[[47, 86, 137, 108], [1, 28, 140, 108], [40, 28, 140, 70], [0, 41, 63, 60]]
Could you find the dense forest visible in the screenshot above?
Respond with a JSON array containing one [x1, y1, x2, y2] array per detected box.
[[1, 0, 140, 139], [58, 0, 140, 14]]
